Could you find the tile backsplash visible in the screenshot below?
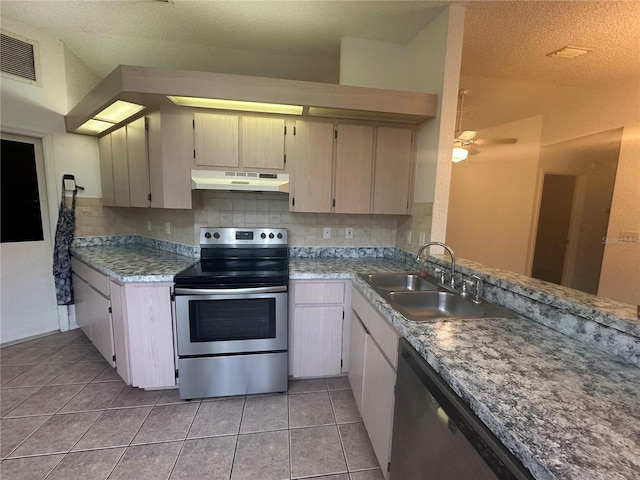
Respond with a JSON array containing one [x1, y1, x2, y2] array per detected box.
[[100, 191, 402, 247]]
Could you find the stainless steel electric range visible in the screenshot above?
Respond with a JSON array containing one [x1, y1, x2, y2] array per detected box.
[[173, 227, 289, 400]]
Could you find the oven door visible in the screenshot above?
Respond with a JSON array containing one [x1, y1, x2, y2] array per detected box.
[[174, 286, 287, 356]]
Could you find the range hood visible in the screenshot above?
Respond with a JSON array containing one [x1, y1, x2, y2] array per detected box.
[[191, 170, 289, 193]]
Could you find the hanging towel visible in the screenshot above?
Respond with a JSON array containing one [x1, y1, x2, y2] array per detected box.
[[53, 179, 76, 305]]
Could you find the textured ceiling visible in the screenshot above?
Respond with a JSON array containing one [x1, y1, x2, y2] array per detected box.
[[1, 1, 638, 88]]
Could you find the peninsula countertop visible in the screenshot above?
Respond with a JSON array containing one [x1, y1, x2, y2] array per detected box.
[[70, 242, 640, 479]]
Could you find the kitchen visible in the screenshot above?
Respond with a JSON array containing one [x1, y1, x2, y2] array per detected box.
[[1, 1, 639, 480]]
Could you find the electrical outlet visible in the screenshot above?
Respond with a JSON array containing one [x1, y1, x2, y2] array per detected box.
[[165, 222, 171, 234], [406, 231, 412, 245], [323, 227, 331, 239], [345, 227, 353, 239], [419, 231, 426, 245], [147, 220, 152, 232]]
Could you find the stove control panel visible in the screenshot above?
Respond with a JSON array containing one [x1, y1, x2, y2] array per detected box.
[[199, 227, 288, 246]]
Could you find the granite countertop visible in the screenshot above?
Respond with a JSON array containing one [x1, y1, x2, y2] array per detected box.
[[70, 242, 640, 479], [292, 259, 640, 480], [71, 244, 196, 282]]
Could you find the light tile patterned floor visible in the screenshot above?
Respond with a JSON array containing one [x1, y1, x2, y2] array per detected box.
[[0, 330, 384, 480]]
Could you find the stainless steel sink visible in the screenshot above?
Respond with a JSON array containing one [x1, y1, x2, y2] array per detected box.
[[388, 291, 519, 321], [361, 273, 438, 293]]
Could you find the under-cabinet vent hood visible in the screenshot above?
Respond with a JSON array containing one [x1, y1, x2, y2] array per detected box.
[[191, 170, 289, 193]]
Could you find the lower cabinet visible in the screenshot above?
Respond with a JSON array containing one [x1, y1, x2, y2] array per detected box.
[[349, 286, 399, 479], [71, 269, 115, 368], [289, 280, 351, 378], [72, 258, 176, 389], [109, 281, 175, 389]]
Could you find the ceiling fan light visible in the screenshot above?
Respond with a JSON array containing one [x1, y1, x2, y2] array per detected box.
[[451, 147, 468, 163]]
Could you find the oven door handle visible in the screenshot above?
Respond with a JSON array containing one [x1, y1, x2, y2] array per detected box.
[[174, 286, 287, 295]]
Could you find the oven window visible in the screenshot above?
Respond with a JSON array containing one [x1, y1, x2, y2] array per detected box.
[[189, 298, 276, 342]]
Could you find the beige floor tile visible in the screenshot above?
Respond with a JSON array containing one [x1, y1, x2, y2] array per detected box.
[[132, 403, 199, 444], [326, 376, 351, 391], [73, 407, 151, 450], [9, 411, 101, 457], [0, 386, 40, 417], [188, 397, 244, 438], [109, 385, 163, 408], [0, 415, 49, 458], [109, 441, 183, 480], [240, 394, 288, 433], [4, 363, 72, 388], [5, 384, 85, 417], [338, 423, 379, 471], [289, 391, 335, 428], [330, 390, 361, 424], [349, 469, 385, 480], [0, 453, 64, 480], [59, 381, 127, 413], [46, 448, 125, 480], [288, 378, 327, 394], [231, 430, 290, 480], [170, 436, 237, 480], [290, 425, 347, 478]]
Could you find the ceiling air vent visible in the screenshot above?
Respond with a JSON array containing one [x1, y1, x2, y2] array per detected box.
[[1, 31, 40, 85]]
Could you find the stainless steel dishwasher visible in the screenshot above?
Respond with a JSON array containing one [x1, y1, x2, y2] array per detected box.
[[390, 339, 534, 480]]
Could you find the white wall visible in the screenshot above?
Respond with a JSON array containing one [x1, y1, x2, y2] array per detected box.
[[455, 74, 639, 304], [446, 116, 543, 275], [0, 16, 102, 342], [338, 6, 465, 252]]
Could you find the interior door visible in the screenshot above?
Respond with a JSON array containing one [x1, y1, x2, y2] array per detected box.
[[0, 133, 59, 344]]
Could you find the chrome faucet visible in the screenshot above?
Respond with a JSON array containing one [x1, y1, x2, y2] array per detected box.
[[417, 242, 456, 290]]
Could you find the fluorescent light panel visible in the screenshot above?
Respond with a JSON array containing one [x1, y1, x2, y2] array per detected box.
[[168, 96, 303, 115], [76, 118, 115, 135], [93, 100, 145, 123]]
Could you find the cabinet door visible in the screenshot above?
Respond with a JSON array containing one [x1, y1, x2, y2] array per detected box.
[[109, 281, 131, 385], [72, 273, 91, 340], [291, 305, 343, 378], [373, 126, 413, 215], [291, 121, 334, 213], [335, 124, 374, 214], [241, 117, 285, 170], [362, 340, 396, 475], [348, 312, 367, 413], [194, 112, 239, 167], [111, 127, 131, 207], [98, 135, 115, 207], [123, 283, 175, 388], [86, 285, 115, 367], [126, 117, 150, 208]]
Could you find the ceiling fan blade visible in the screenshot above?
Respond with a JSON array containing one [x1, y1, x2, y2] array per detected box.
[[468, 145, 481, 155], [474, 137, 517, 146], [458, 130, 477, 141]]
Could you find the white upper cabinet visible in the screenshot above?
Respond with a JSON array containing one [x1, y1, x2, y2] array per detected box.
[[335, 124, 374, 214], [194, 112, 286, 170], [193, 112, 239, 167], [290, 120, 334, 213], [241, 117, 285, 170], [126, 117, 150, 208], [373, 126, 414, 215]]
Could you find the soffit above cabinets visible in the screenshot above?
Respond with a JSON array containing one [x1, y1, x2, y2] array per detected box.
[[65, 65, 438, 136]]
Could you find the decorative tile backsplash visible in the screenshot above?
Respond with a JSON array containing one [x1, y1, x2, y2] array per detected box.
[[100, 190, 406, 247]]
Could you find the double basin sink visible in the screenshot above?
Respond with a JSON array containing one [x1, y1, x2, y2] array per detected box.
[[361, 273, 519, 322]]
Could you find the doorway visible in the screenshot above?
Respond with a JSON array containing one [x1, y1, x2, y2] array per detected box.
[[531, 174, 577, 284], [1, 133, 59, 344]]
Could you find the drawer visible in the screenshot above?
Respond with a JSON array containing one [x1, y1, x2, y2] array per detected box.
[[71, 257, 110, 297], [293, 281, 345, 305], [351, 286, 399, 369]]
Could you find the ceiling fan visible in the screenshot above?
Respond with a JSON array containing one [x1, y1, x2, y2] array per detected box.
[[452, 88, 517, 162]]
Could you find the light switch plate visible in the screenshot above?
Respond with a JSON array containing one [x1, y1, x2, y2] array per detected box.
[[323, 227, 331, 239], [406, 231, 412, 245], [147, 220, 152, 232], [165, 222, 171, 234], [419, 232, 426, 245]]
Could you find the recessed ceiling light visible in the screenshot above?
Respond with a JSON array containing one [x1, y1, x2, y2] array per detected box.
[[546, 46, 592, 59], [93, 100, 145, 123]]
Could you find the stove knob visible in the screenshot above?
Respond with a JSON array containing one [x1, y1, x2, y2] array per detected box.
[[261, 233, 267, 239], [277, 233, 283, 239], [269, 233, 275, 239], [213, 232, 220, 239], [204, 232, 212, 239]]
